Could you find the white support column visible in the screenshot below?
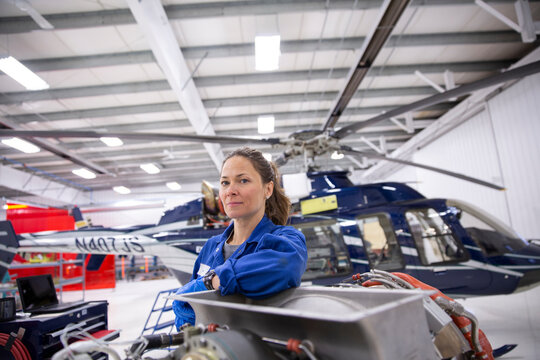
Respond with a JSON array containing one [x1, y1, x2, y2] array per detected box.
[[443, 70, 455, 91], [127, 0, 224, 171], [405, 112, 414, 133], [379, 135, 387, 154], [444, 70, 457, 101]]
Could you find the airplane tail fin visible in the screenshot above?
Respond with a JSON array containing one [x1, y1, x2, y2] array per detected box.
[[0, 221, 19, 281]]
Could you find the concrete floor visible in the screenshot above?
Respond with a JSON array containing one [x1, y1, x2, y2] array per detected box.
[[63, 277, 540, 359]]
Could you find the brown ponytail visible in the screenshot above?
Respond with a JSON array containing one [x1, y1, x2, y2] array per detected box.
[[222, 147, 291, 225]]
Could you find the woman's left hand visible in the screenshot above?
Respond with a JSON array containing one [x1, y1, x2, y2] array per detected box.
[[172, 278, 207, 329]]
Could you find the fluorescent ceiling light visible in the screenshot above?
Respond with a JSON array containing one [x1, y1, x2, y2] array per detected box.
[[72, 168, 96, 179], [113, 186, 131, 195], [0, 56, 49, 90], [262, 153, 272, 162], [1, 137, 40, 153], [331, 151, 344, 160], [140, 163, 160, 174], [166, 181, 182, 190], [100, 137, 123, 147], [258, 115, 275, 134], [255, 35, 280, 71]]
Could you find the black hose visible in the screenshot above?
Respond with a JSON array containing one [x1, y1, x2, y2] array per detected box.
[[128, 332, 185, 354]]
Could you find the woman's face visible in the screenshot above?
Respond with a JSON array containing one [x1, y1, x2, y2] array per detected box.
[[219, 156, 273, 222]]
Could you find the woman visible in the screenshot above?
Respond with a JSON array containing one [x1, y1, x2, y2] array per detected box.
[[172, 147, 308, 328]]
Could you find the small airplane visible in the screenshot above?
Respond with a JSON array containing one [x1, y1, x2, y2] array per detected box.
[[1, 170, 539, 297]]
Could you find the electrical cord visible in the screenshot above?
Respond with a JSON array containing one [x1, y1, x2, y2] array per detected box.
[[0, 332, 31, 360]]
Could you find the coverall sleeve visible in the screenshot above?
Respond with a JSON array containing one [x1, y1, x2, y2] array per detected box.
[[172, 278, 207, 329], [172, 238, 218, 329], [215, 228, 307, 299]]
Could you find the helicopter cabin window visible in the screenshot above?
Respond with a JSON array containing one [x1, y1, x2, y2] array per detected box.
[[447, 201, 527, 256], [356, 214, 404, 271], [294, 220, 352, 280], [406, 209, 467, 265]]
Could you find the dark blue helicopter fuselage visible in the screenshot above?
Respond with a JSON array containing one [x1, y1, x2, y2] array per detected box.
[[155, 171, 540, 296]]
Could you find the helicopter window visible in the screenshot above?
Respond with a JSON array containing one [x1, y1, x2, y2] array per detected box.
[[356, 214, 405, 271], [294, 220, 352, 280], [448, 203, 527, 256], [406, 209, 467, 265]]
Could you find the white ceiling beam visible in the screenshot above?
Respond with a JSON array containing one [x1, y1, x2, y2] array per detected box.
[[9, 0, 54, 30], [126, 0, 224, 171], [476, 0, 539, 42], [362, 46, 540, 182], [9, 31, 521, 74]]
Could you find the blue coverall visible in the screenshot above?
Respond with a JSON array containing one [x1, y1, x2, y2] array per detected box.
[[172, 215, 307, 328]]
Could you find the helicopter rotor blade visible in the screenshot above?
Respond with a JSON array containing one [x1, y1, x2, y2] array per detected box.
[[334, 59, 540, 139], [320, 0, 411, 132], [340, 145, 505, 191], [0, 129, 282, 146]]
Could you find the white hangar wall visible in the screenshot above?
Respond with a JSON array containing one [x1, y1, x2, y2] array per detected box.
[[381, 73, 540, 240]]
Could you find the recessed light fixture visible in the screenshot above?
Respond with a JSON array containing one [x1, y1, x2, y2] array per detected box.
[[113, 186, 131, 194], [255, 35, 280, 71], [331, 151, 344, 160], [0, 56, 49, 91], [166, 181, 182, 190], [100, 137, 123, 147], [258, 115, 275, 134], [1, 137, 40, 153], [72, 168, 96, 179], [140, 163, 160, 174]]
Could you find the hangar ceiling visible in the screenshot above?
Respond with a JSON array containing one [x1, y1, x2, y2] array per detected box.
[[0, 0, 539, 208]]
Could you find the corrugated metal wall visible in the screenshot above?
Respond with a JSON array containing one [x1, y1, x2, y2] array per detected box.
[[382, 73, 540, 239], [486, 73, 540, 239]]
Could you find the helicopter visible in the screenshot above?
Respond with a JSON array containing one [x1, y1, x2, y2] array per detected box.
[[1, 168, 540, 297]]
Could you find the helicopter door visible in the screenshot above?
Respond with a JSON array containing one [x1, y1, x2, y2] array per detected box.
[[356, 214, 405, 271], [405, 208, 475, 292], [294, 219, 352, 281]]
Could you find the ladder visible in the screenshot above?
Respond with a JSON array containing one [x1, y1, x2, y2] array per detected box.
[[140, 288, 179, 336]]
